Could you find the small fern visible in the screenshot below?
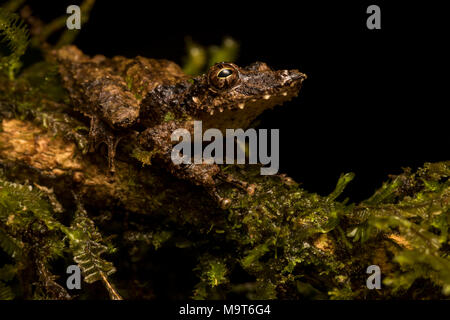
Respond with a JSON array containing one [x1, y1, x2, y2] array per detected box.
[[0, 178, 69, 235], [0, 173, 121, 299], [0, 7, 30, 79], [69, 201, 122, 299]]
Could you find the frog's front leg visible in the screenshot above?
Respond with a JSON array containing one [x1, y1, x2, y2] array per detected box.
[[88, 116, 125, 173], [86, 78, 143, 172], [55, 46, 141, 172], [83, 76, 141, 172], [138, 122, 254, 209]]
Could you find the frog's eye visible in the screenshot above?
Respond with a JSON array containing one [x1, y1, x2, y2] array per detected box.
[[217, 68, 233, 78], [208, 63, 240, 91]]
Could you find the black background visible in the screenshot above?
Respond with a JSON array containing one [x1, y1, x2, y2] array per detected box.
[[30, 0, 448, 202]]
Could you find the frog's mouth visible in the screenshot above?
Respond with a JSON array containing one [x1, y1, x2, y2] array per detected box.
[[199, 71, 306, 131]]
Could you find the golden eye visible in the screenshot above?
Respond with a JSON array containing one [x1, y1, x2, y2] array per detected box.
[[208, 63, 240, 91], [217, 68, 233, 78]]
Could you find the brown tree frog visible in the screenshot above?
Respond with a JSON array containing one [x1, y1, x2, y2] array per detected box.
[[54, 45, 306, 208]]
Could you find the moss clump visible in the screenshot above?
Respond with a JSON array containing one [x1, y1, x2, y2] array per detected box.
[[0, 8, 29, 79]]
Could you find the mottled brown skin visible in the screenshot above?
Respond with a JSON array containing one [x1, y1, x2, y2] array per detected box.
[[54, 46, 306, 208]]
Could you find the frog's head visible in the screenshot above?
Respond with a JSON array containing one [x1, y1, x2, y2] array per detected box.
[[140, 61, 306, 130], [185, 62, 307, 130]]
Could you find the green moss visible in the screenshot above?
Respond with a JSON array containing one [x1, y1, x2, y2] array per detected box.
[[0, 8, 29, 79], [164, 111, 175, 122], [131, 146, 157, 166]]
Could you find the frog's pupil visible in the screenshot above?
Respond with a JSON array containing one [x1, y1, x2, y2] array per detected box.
[[218, 68, 233, 78]]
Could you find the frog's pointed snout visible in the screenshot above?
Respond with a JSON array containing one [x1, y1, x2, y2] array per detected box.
[[292, 70, 307, 81], [281, 70, 307, 85]]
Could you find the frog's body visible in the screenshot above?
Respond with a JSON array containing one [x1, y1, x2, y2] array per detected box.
[[54, 45, 306, 208]]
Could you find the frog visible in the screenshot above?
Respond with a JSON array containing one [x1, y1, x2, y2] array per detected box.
[[53, 45, 306, 208]]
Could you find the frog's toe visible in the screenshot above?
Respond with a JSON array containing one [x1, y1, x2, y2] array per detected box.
[[246, 183, 257, 196], [206, 186, 232, 209], [217, 172, 256, 196], [219, 198, 232, 209]]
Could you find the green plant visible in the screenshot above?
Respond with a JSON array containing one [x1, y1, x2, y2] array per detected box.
[[0, 7, 29, 79]]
